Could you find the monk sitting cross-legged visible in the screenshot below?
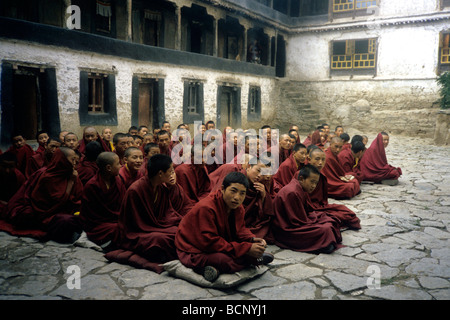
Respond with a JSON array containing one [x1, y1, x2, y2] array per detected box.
[[320, 137, 361, 200], [272, 164, 343, 254], [175, 171, 273, 282], [272, 143, 307, 193]]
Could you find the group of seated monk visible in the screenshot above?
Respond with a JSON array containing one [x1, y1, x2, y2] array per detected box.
[[0, 121, 402, 282]]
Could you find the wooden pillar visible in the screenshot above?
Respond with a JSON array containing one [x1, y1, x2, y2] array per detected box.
[[176, 6, 182, 51], [213, 19, 218, 57], [127, 0, 132, 41]]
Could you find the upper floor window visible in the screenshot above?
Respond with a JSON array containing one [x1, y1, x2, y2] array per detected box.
[[331, 38, 377, 75], [439, 32, 450, 73], [332, 0, 378, 18]]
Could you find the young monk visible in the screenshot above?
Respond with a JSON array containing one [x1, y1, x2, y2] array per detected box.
[[59, 131, 69, 145], [113, 133, 129, 165], [320, 136, 360, 199], [0, 152, 26, 217], [109, 154, 183, 273], [340, 133, 351, 150], [64, 132, 79, 151], [139, 143, 160, 177], [242, 161, 274, 240], [156, 130, 172, 156], [77, 141, 102, 185], [26, 137, 61, 178], [175, 171, 273, 282], [337, 140, 366, 184], [101, 128, 114, 151], [119, 147, 144, 189], [359, 132, 402, 185], [272, 164, 343, 254], [6, 134, 35, 175], [78, 126, 109, 155], [1, 147, 83, 243], [307, 148, 361, 230], [80, 152, 125, 249], [272, 143, 307, 193], [209, 153, 252, 193], [174, 145, 212, 203], [35, 130, 50, 155]]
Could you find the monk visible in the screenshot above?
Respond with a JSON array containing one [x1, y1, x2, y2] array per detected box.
[[209, 154, 252, 192], [111, 154, 183, 273], [77, 141, 102, 185], [80, 152, 125, 248], [35, 130, 49, 155], [64, 132, 80, 151], [359, 132, 402, 185], [307, 148, 361, 230], [101, 128, 114, 151], [272, 164, 343, 254], [113, 133, 129, 165], [320, 137, 360, 199], [310, 129, 325, 149], [272, 143, 307, 193], [174, 146, 211, 203], [335, 126, 344, 137], [175, 171, 273, 282], [59, 131, 69, 145], [6, 134, 35, 175], [138, 125, 149, 137], [242, 161, 274, 240], [26, 137, 61, 178], [139, 143, 160, 177], [302, 130, 314, 147], [78, 126, 109, 155], [270, 133, 292, 165], [119, 147, 144, 189], [340, 133, 351, 150], [156, 130, 172, 156], [337, 140, 366, 184], [1, 147, 83, 243], [0, 152, 26, 217]]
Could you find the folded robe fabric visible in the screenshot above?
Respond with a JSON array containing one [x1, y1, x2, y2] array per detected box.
[[80, 173, 126, 246], [272, 178, 342, 253], [77, 158, 99, 185], [359, 133, 402, 183], [321, 148, 360, 199], [174, 163, 211, 203], [337, 147, 364, 184], [209, 163, 244, 193], [272, 154, 304, 193]]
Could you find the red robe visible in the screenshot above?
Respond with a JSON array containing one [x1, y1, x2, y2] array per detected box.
[[113, 176, 183, 268], [80, 173, 126, 246], [0, 149, 83, 242], [311, 130, 325, 149], [77, 158, 99, 185], [272, 178, 342, 253], [174, 164, 211, 203], [175, 190, 256, 274], [359, 133, 402, 183], [242, 175, 274, 240], [25, 152, 51, 179], [272, 154, 304, 193], [119, 165, 143, 190], [0, 168, 26, 217], [321, 148, 360, 199], [77, 134, 110, 155], [308, 173, 361, 230], [7, 144, 35, 175], [208, 163, 245, 193], [337, 147, 364, 183], [167, 182, 194, 216]]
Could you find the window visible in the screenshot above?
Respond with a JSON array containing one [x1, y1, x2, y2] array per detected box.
[[331, 38, 377, 75], [183, 80, 204, 123], [332, 0, 378, 17], [95, 0, 112, 33], [79, 70, 117, 125], [247, 86, 261, 122], [439, 32, 450, 73]]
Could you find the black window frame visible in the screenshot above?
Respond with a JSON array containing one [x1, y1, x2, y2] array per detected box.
[[247, 86, 261, 122], [183, 80, 204, 124]]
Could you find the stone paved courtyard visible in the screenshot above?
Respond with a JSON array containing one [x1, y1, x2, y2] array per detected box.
[[0, 133, 449, 302]]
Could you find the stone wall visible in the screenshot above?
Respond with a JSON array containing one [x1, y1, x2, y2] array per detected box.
[[434, 110, 450, 145]]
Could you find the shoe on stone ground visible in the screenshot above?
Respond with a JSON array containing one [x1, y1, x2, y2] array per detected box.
[[257, 252, 274, 265], [203, 266, 220, 282], [381, 179, 399, 186]]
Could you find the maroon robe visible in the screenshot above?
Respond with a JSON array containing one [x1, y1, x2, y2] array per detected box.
[[0, 168, 26, 217], [0, 149, 83, 242], [359, 133, 402, 183], [77, 158, 99, 185], [25, 152, 51, 179], [78, 134, 110, 155], [321, 148, 360, 199], [308, 172, 361, 230], [337, 147, 364, 183], [272, 154, 304, 193], [111, 176, 183, 272], [174, 163, 211, 203], [7, 144, 35, 175], [209, 163, 244, 193], [175, 190, 256, 274], [302, 135, 312, 147], [272, 178, 342, 253], [311, 130, 325, 149], [80, 173, 126, 246], [167, 182, 195, 216], [242, 176, 274, 240], [119, 165, 143, 189]]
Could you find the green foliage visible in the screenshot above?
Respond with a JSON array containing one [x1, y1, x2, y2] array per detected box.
[[437, 72, 450, 109]]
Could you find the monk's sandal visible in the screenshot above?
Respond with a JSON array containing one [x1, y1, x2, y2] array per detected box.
[[257, 253, 274, 265], [203, 266, 219, 282]]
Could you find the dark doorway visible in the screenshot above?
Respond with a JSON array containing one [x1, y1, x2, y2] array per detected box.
[[131, 76, 165, 130], [276, 35, 286, 77], [1, 62, 61, 146], [217, 86, 241, 130]]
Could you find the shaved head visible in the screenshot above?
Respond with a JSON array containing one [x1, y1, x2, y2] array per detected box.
[[96, 152, 119, 171]]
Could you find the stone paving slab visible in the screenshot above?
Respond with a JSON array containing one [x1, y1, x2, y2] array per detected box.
[[0, 135, 449, 302]]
